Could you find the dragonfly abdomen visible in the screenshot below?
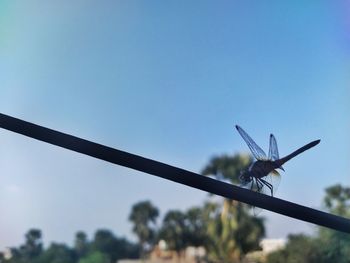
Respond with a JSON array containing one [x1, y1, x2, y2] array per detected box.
[[276, 139, 321, 166]]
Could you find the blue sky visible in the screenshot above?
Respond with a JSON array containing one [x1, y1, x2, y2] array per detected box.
[[0, 1, 349, 249]]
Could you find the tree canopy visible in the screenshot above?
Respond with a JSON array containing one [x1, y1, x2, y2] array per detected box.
[[267, 183, 350, 263], [128, 200, 159, 255], [4, 229, 139, 263]]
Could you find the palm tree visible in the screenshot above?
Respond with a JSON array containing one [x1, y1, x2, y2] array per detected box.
[[201, 153, 265, 262], [129, 200, 159, 257]]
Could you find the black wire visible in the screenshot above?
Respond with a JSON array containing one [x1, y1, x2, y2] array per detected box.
[[0, 113, 349, 233]]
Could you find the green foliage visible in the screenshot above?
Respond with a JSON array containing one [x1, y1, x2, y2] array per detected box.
[[92, 229, 140, 262], [24, 229, 43, 260], [317, 230, 350, 263], [6, 229, 43, 263], [158, 206, 212, 256], [92, 230, 116, 259], [201, 154, 252, 184], [158, 210, 187, 253], [3, 229, 139, 263], [267, 234, 319, 263], [267, 184, 350, 263], [203, 201, 265, 263], [155, 153, 264, 262], [36, 243, 75, 263], [9, 156, 349, 263], [315, 185, 350, 263], [323, 184, 350, 217], [267, 232, 350, 263], [201, 153, 265, 263], [78, 252, 109, 263], [184, 207, 209, 247], [74, 231, 88, 259]]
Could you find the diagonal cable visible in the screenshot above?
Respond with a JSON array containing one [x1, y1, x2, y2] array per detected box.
[[0, 113, 349, 233]]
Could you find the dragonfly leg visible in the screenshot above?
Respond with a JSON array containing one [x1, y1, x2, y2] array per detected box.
[[259, 178, 273, 196], [255, 178, 263, 193], [250, 178, 254, 191], [255, 178, 263, 192], [260, 178, 273, 193]]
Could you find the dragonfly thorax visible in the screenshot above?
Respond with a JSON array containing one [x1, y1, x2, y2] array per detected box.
[[249, 160, 277, 179]]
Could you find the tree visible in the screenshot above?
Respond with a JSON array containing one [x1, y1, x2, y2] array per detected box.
[[202, 201, 265, 263], [158, 210, 187, 256], [24, 229, 43, 259], [184, 207, 209, 248], [201, 154, 252, 218], [128, 200, 159, 256], [4, 229, 43, 263], [78, 251, 109, 263], [267, 234, 319, 263], [323, 184, 350, 217], [36, 243, 75, 263], [92, 229, 118, 262], [74, 231, 89, 259], [2, 228, 139, 263], [91, 229, 140, 262], [316, 184, 350, 263], [201, 154, 252, 184], [201, 154, 265, 263], [6, 248, 23, 263], [266, 184, 350, 263]]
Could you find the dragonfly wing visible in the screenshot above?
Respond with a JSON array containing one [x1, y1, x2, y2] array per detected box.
[[261, 170, 281, 197], [268, 134, 279, 160], [268, 134, 284, 170], [236, 125, 267, 160], [242, 178, 263, 215]]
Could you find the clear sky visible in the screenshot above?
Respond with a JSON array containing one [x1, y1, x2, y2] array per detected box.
[[0, 1, 349, 250]]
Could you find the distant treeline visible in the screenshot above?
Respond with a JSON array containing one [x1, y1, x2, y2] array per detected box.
[[2, 154, 349, 263], [267, 184, 350, 263], [2, 154, 265, 263], [2, 229, 140, 263]]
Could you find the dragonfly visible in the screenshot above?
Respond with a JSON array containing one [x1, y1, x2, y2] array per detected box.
[[236, 125, 320, 197]]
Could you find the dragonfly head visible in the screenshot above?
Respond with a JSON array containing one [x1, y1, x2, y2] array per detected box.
[[239, 170, 252, 184]]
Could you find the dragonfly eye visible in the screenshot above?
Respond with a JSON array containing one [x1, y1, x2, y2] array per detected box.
[[239, 171, 251, 183]]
